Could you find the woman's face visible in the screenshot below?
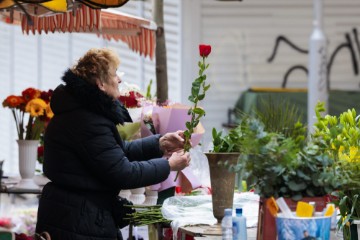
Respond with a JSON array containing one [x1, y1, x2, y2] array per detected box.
[[98, 65, 122, 99]]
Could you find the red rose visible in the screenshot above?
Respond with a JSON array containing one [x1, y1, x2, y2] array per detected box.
[[15, 233, 33, 240], [199, 44, 211, 57], [38, 145, 44, 157], [119, 91, 143, 108]]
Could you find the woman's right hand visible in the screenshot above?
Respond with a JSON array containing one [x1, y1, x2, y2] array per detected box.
[[168, 150, 190, 171]]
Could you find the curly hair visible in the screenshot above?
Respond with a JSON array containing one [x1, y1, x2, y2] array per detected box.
[[71, 48, 120, 85]]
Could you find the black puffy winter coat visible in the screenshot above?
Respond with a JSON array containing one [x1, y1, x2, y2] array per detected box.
[[36, 70, 170, 240]]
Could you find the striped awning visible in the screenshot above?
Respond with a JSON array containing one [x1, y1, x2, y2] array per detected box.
[[1, 5, 156, 59]]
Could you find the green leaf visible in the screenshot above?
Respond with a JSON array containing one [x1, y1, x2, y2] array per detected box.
[[193, 108, 205, 116], [204, 84, 211, 91], [288, 181, 307, 191], [291, 193, 303, 201], [188, 95, 195, 103], [198, 94, 205, 101]]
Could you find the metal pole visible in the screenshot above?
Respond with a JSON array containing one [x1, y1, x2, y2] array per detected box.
[[308, 0, 328, 133]]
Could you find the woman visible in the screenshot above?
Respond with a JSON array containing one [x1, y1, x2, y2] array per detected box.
[[35, 48, 190, 240]]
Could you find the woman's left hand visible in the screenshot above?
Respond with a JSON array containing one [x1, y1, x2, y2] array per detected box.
[[160, 131, 185, 158]]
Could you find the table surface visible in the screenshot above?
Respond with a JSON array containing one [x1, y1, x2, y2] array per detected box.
[[180, 224, 342, 240], [0, 177, 42, 194]]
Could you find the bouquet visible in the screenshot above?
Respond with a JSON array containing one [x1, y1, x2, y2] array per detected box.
[[2, 88, 53, 140], [140, 103, 204, 192]]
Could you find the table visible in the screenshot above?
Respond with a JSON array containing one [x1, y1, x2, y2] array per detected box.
[[179, 224, 257, 240], [179, 224, 341, 240], [0, 177, 42, 194], [0, 177, 42, 207]]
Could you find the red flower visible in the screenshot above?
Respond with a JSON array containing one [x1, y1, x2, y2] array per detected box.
[[199, 44, 211, 58], [15, 233, 33, 240], [40, 89, 53, 103], [22, 88, 40, 103], [2, 95, 25, 108], [119, 91, 143, 108], [38, 145, 44, 157], [0, 218, 12, 228]]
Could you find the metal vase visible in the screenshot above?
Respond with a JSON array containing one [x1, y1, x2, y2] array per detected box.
[[205, 152, 239, 223]]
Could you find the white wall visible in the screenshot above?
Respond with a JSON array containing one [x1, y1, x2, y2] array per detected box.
[[180, 0, 360, 147], [0, 0, 182, 175], [2, 0, 360, 174]]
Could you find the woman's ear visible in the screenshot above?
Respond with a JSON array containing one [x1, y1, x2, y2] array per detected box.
[[96, 80, 106, 91]]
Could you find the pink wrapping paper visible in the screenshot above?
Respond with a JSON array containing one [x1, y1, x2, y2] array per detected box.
[[140, 103, 204, 191]]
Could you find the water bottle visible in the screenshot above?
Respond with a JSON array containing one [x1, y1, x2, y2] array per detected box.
[[232, 208, 247, 240], [221, 208, 233, 240]]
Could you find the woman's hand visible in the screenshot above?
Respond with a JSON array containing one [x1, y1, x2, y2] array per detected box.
[[160, 131, 186, 158], [168, 150, 190, 171]]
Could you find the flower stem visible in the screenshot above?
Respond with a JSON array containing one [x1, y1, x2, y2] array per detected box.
[[174, 56, 209, 182]]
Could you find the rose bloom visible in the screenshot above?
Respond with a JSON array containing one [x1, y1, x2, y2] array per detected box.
[[199, 44, 211, 57], [119, 91, 143, 108], [38, 145, 44, 157]]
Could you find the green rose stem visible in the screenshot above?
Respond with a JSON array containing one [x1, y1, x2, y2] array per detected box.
[[174, 44, 211, 182], [124, 205, 171, 226]]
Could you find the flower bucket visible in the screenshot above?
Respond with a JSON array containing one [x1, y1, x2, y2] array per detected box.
[[205, 152, 239, 223], [258, 196, 328, 240], [275, 213, 332, 240]]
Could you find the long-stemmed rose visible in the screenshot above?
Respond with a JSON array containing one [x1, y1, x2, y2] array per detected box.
[[174, 44, 212, 181]]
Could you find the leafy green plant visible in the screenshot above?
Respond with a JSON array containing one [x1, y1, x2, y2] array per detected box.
[[312, 102, 360, 238], [232, 116, 342, 201], [254, 96, 305, 138], [211, 127, 242, 153]]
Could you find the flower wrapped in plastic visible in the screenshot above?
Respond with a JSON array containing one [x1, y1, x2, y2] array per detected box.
[[140, 103, 205, 192], [117, 82, 145, 141]]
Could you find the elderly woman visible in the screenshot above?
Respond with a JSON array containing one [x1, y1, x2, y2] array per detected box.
[[35, 48, 190, 240]]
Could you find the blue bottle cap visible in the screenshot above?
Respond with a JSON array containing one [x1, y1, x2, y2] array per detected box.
[[224, 208, 232, 216], [236, 208, 243, 215]]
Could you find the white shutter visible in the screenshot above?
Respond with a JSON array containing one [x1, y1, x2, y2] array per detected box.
[[181, 0, 360, 146], [0, 0, 182, 175], [0, 22, 15, 173]]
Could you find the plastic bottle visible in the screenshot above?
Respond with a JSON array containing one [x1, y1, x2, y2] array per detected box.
[[232, 208, 247, 240], [221, 208, 233, 240]]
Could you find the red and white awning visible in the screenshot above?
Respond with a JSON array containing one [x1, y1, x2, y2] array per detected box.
[[1, 5, 156, 59]]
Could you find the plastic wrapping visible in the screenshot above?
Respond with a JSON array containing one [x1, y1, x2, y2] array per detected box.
[[161, 192, 260, 239], [188, 146, 211, 188]]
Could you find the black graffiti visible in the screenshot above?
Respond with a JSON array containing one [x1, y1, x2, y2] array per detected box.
[[268, 28, 360, 89]]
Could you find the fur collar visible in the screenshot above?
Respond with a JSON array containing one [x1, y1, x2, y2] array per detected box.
[[61, 69, 132, 125]]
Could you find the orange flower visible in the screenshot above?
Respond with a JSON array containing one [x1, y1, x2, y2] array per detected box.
[[25, 99, 47, 117], [3, 87, 54, 140], [46, 103, 54, 119], [22, 88, 41, 102], [2, 95, 25, 108]]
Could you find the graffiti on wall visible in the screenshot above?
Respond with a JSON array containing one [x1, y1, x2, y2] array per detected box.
[[267, 28, 360, 89]]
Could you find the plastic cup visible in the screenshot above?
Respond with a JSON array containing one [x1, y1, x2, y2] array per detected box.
[[275, 212, 332, 240]]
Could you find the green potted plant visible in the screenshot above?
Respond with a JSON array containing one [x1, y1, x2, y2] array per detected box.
[[311, 102, 360, 240], [230, 100, 342, 239], [206, 126, 242, 223]]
